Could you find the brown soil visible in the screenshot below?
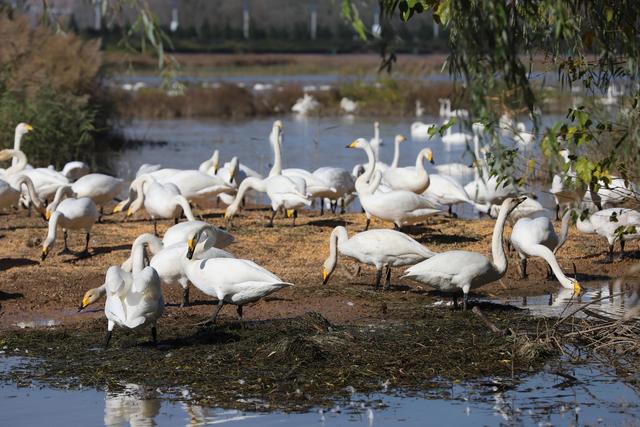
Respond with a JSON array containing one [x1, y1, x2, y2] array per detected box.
[[0, 204, 632, 330]]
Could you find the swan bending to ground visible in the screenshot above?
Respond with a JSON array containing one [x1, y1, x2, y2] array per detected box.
[[180, 248, 293, 326], [162, 220, 235, 249], [510, 210, 578, 293], [576, 208, 640, 262], [422, 174, 491, 216], [0, 148, 69, 202], [0, 173, 44, 213], [322, 226, 435, 290], [403, 197, 526, 309], [41, 186, 99, 260]]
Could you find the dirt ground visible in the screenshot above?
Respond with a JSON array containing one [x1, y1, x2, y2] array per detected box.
[[0, 203, 635, 331]]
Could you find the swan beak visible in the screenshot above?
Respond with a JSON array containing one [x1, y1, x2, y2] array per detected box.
[[213, 163, 219, 174], [428, 152, 434, 164], [41, 247, 48, 261], [399, 135, 407, 142], [45, 210, 51, 221], [286, 209, 294, 218], [322, 269, 329, 285], [26, 124, 33, 132], [113, 205, 122, 213], [78, 296, 90, 312], [126, 208, 133, 217], [187, 238, 196, 259], [346, 140, 358, 149], [573, 281, 582, 294]]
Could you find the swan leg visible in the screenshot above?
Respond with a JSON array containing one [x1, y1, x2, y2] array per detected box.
[[98, 206, 104, 223], [452, 294, 459, 310], [181, 286, 190, 308], [291, 210, 297, 227], [462, 292, 469, 311], [320, 200, 324, 216], [265, 209, 277, 228], [153, 219, 158, 236], [82, 233, 91, 256], [619, 240, 626, 259], [340, 198, 346, 215], [198, 299, 225, 327], [384, 266, 392, 291], [174, 217, 179, 225], [236, 305, 243, 320], [59, 230, 71, 254], [104, 330, 113, 349], [151, 326, 158, 344], [330, 200, 337, 214], [555, 203, 560, 220], [363, 218, 370, 232], [518, 257, 527, 279], [607, 243, 614, 263], [374, 268, 382, 290]]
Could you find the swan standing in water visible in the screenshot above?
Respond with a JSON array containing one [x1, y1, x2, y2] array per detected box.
[[576, 208, 640, 262], [41, 186, 99, 260], [125, 176, 196, 234], [348, 138, 441, 230], [403, 197, 526, 309], [510, 210, 578, 292], [180, 246, 293, 326], [382, 147, 434, 193], [322, 226, 436, 290], [410, 122, 436, 140]]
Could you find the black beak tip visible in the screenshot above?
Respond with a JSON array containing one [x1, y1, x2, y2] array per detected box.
[[78, 305, 85, 313], [430, 159, 435, 164], [186, 249, 194, 260]]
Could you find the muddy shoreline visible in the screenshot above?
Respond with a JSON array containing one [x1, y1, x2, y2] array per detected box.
[[0, 204, 636, 409]]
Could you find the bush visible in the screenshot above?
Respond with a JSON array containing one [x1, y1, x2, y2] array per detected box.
[[0, 8, 113, 169]]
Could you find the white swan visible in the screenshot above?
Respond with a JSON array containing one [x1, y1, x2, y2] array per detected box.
[[0, 174, 44, 213], [322, 226, 436, 290], [123, 231, 234, 307], [489, 196, 553, 226], [312, 167, 355, 214], [583, 177, 638, 209], [382, 148, 433, 193], [0, 148, 69, 202], [162, 220, 235, 249], [180, 250, 293, 326], [224, 175, 311, 227], [4, 123, 32, 170], [369, 121, 382, 163], [439, 98, 469, 119], [291, 93, 319, 115], [198, 149, 220, 174], [41, 186, 99, 260], [422, 174, 490, 216], [410, 122, 436, 140], [97, 239, 163, 348], [441, 124, 472, 146], [549, 149, 584, 215], [510, 211, 578, 293], [348, 138, 441, 229], [61, 161, 90, 181], [432, 163, 474, 184], [403, 197, 526, 309], [576, 208, 640, 262], [357, 133, 405, 176], [126, 176, 196, 234], [46, 173, 124, 216]]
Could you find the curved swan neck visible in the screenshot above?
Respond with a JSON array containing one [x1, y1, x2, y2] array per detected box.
[[130, 237, 148, 274], [12, 130, 22, 167], [230, 176, 264, 211], [367, 170, 383, 194], [530, 244, 573, 288], [44, 211, 61, 249], [4, 149, 27, 174], [491, 203, 511, 275], [52, 185, 74, 208], [14, 175, 44, 212], [415, 149, 429, 172], [173, 195, 195, 221], [269, 126, 283, 177], [554, 208, 573, 253]]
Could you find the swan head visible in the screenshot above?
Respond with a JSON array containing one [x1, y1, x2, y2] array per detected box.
[[186, 231, 198, 259], [346, 138, 369, 150], [16, 123, 33, 137], [395, 134, 407, 144], [41, 239, 53, 261], [564, 277, 582, 295], [502, 196, 527, 215], [422, 148, 434, 164], [322, 257, 336, 285], [78, 286, 105, 311], [112, 199, 128, 213]]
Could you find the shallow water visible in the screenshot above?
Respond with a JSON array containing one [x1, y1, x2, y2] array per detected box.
[[2, 355, 638, 426]]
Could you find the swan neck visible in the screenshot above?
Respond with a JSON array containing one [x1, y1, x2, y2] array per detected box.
[[12, 131, 21, 167], [16, 176, 43, 212], [391, 139, 401, 168], [5, 149, 27, 174], [269, 128, 282, 177], [555, 209, 572, 253], [174, 195, 195, 221], [533, 245, 572, 288], [45, 212, 61, 247], [131, 238, 147, 274], [491, 205, 510, 275], [231, 177, 262, 210]]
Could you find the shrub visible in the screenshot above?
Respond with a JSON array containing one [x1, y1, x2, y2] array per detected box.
[[0, 8, 113, 169]]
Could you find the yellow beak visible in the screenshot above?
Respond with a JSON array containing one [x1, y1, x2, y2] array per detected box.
[[346, 140, 358, 148], [187, 238, 196, 252], [113, 205, 122, 213], [323, 270, 328, 281], [26, 124, 33, 132], [82, 296, 90, 309], [45, 210, 51, 221], [286, 209, 294, 218], [126, 208, 133, 217], [573, 282, 582, 294], [427, 152, 433, 162]]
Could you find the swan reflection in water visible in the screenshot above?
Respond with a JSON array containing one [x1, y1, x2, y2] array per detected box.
[[104, 384, 160, 427]]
